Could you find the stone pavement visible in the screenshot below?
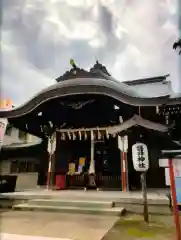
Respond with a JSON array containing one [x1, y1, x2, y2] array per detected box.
[[1, 189, 168, 201], [0, 233, 72, 240], [0, 211, 118, 240]]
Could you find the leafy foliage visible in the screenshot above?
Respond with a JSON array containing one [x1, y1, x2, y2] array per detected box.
[[173, 38, 181, 54]]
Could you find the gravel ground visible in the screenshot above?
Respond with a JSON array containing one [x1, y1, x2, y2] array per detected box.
[[102, 214, 176, 240]]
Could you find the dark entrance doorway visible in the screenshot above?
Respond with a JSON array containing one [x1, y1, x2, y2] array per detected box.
[[54, 134, 121, 190]]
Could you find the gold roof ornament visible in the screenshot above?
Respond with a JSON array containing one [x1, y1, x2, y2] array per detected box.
[[70, 58, 77, 69]]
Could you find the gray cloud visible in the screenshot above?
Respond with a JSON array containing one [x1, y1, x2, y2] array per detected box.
[[1, 0, 180, 105]]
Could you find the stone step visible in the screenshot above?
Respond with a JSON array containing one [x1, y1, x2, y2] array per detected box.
[[12, 203, 125, 216], [28, 199, 113, 209], [115, 202, 172, 215]]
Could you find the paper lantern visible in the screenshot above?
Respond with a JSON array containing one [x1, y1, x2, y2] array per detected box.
[[132, 143, 149, 172]]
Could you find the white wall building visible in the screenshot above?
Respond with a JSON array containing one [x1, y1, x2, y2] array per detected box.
[[3, 124, 41, 147], [0, 124, 41, 191]]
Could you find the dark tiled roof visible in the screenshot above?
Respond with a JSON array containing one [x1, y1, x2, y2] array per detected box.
[[2, 142, 41, 149], [0, 61, 179, 119], [123, 74, 170, 86]]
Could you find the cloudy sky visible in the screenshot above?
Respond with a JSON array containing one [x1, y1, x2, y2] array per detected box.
[[1, 0, 180, 105]]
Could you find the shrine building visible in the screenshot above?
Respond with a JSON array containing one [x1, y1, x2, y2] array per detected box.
[[0, 61, 181, 191]]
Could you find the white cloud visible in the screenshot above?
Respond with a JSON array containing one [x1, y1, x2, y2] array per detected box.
[[88, 38, 105, 48], [71, 21, 97, 40], [1, 32, 55, 103], [1, 0, 180, 105]]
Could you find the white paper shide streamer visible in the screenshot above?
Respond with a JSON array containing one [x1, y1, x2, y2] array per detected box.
[[88, 130, 95, 174]]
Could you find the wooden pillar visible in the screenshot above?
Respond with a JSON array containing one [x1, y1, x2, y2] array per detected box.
[[121, 151, 128, 191], [119, 135, 129, 191], [46, 152, 52, 188], [141, 172, 149, 223], [46, 133, 56, 189]]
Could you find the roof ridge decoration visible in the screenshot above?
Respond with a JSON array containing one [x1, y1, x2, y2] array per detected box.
[[124, 74, 170, 86], [56, 59, 111, 82], [56, 60, 170, 87]]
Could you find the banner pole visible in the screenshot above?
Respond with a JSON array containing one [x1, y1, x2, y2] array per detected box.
[[168, 158, 181, 240]]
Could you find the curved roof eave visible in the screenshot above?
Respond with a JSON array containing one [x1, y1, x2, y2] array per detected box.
[[2, 142, 41, 149], [0, 78, 179, 119]]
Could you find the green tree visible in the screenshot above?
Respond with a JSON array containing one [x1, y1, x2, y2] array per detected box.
[[173, 38, 181, 54]]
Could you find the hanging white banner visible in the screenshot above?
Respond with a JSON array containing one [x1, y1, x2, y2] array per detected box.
[[123, 135, 128, 152], [52, 134, 56, 153], [118, 135, 128, 152], [47, 133, 56, 154], [118, 135, 123, 151], [47, 138, 52, 154]]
